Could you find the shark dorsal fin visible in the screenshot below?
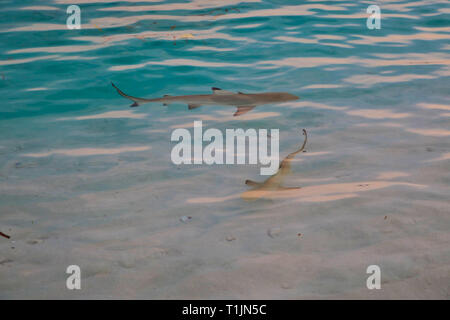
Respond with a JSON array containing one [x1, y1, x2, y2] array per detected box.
[[212, 87, 234, 95], [163, 94, 171, 97]]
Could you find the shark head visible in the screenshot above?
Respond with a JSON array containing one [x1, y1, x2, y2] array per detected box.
[[257, 92, 299, 104], [279, 92, 299, 101]]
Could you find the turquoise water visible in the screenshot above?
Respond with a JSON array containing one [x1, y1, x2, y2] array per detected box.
[[1, 0, 449, 298]]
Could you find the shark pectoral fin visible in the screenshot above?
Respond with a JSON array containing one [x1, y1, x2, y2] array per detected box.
[[234, 105, 255, 116], [245, 179, 262, 187], [188, 104, 201, 110], [212, 87, 234, 95]]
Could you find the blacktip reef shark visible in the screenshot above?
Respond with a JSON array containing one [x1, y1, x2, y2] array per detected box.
[[111, 82, 299, 116], [241, 129, 307, 200]]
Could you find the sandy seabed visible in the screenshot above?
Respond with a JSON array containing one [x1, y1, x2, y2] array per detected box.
[[1, 117, 449, 299]]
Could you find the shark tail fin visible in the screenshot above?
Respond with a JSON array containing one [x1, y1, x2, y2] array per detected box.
[[111, 82, 152, 108]]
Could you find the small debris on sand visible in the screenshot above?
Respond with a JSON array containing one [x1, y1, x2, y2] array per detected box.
[[297, 233, 302, 238], [26, 239, 44, 245], [0, 231, 11, 239], [384, 215, 388, 220], [14, 161, 37, 169], [281, 282, 293, 289], [180, 216, 192, 223], [226, 236, 236, 242], [0, 259, 13, 265], [267, 227, 281, 238]]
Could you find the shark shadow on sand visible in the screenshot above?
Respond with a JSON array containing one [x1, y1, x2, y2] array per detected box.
[[241, 129, 307, 200], [111, 82, 298, 116]]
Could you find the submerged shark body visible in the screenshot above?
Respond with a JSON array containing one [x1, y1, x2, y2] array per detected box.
[[242, 129, 307, 200], [111, 82, 298, 116]]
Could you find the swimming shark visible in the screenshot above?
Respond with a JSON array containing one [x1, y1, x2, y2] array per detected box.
[[111, 82, 299, 116], [241, 129, 307, 200]]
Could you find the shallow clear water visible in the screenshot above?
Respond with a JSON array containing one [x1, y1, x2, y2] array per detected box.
[[0, 0, 449, 299]]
